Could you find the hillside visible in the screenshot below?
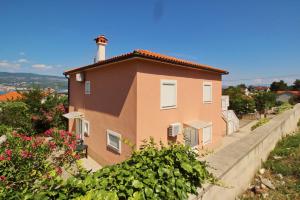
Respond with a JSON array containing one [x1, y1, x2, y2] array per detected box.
[[0, 72, 67, 90]]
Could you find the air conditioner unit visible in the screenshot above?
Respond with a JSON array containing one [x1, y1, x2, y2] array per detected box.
[[168, 122, 181, 137], [76, 73, 85, 82]]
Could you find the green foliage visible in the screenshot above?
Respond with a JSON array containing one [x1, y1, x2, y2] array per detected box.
[[0, 101, 33, 134], [24, 140, 215, 200], [223, 86, 255, 116], [251, 118, 270, 131], [21, 87, 68, 133], [292, 79, 300, 91], [276, 102, 293, 114], [264, 132, 300, 176], [253, 91, 276, 115], [289, 95, 300, 105], [270, 80, 288, 91], [0, 125, 12, 136]]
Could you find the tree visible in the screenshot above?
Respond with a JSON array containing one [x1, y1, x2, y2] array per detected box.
[[223, 86, 255, 116], [21, 87, 68, 133], [21, 87, 44, 115], [270, 80, 288, 91], [0, 101, 33, 134], [253, 91, 276, 117], [292, 79, 300, 91]]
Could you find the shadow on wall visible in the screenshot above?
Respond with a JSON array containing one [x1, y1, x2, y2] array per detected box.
[[138, 59, 221, 82], [73, 63, 136, 117]]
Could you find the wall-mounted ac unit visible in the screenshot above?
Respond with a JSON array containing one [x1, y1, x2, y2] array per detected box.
[[76, 73, 85, 82], [168, 122, 181, 137]]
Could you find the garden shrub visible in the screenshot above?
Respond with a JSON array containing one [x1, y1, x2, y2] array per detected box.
[[0, 101, 33, 134], [24, 140, 215, 200], [0, 125, 12, 136], [276, 102, 293, 114], [251, 118, 270, 131], [0, 129, 81, 199]]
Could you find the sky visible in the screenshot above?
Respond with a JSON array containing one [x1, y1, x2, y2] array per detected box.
[[0, 0, 300, 85]]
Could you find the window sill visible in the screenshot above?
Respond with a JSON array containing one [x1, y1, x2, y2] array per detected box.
[[203, 101, 212, 104], [160, 106, 177, 110], [107, 145, 121, 154]]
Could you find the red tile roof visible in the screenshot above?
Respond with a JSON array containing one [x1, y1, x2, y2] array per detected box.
[[0, 91, 23, 101], [64, 49, 228, 75], [276, 90, 300, 96]]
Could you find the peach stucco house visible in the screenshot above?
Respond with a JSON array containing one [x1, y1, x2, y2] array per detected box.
[[63, 35, 229, 165]]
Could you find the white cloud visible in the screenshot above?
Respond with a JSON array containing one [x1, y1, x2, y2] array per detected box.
[[32, 64, 53, 69], [19, 52, 25, 56], [0, 60, 21, 71], [17, 58, 29, 63]]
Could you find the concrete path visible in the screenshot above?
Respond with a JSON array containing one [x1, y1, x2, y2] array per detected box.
[[212, 119, 258, 154], [80, 156, 102, 172]]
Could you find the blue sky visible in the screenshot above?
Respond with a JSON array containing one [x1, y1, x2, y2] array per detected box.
[[0, 0, 300, 85]]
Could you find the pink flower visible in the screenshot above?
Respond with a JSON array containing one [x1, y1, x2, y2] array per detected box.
[[5, 149, 12, 157], [56, 167, 62, 175], [56, 104, 65, 113], [44, 129, 54, 136], [0, 176, 6, 181], [21, 136, 32, 141], [0, 154, 5, 161], [74, 154, 81, 160], [48, 141, 57, 150], [20, 150, 32, 158]]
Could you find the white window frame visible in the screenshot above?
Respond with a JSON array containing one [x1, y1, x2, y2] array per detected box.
[[160, 80, 177, 110], [106, 129, 122, 153], [83, 120, 90, 136], [203, 81, 212, 103], [202, 125, 212, 145], [85, 81, 91, 95]]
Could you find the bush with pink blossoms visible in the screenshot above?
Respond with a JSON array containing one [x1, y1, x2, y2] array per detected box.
[[0, 129, 82, 199]]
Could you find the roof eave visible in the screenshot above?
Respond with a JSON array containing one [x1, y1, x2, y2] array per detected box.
[[63, 52, 229, 75]]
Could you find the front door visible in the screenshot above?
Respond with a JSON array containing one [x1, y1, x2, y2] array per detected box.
[[75, 118, 84, 140]]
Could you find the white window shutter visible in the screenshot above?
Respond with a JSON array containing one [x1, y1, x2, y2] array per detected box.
[[203, 125, 212, 145], [161, 80, 177, 109], [203, 82, 212, 103]]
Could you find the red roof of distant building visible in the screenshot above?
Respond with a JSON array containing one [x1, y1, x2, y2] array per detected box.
[[0, 91, 23, 101], [64, 49, 228, 75], [254, 86, 269, 91], [276, 90, 300, 96]]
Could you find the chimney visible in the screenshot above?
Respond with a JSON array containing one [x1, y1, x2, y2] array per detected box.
[[94, 35, 108, 62]]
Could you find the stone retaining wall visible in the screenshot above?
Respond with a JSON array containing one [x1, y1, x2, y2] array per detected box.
[[190, 104, 300, 200]]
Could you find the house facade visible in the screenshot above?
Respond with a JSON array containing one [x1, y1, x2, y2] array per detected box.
[[64, 35, 229, 165]]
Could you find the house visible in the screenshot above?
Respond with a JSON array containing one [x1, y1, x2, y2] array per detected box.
[[276, 90, 300, 103], [63, 35, 229, 165], [0, 91, 22, 102], [251, 86, 270, 92]]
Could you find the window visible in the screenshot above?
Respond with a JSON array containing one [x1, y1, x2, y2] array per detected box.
[[184, 127, 199, 147], [161, 80, 177, 109], [203, 125, 212, 145], [83, 120, 89, 136], [106, 129, 121, 153], [203, 82, 212, 103], [85, 81, 91, 94]]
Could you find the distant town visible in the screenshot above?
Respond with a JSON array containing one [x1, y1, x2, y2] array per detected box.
[[0, 72, 67, 94]]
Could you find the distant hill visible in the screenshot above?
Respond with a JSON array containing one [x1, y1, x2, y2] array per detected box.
[[0, 72, 67, 90]]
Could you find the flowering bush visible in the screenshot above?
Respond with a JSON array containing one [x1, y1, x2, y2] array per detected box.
[[0, 129, 82, 199]]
